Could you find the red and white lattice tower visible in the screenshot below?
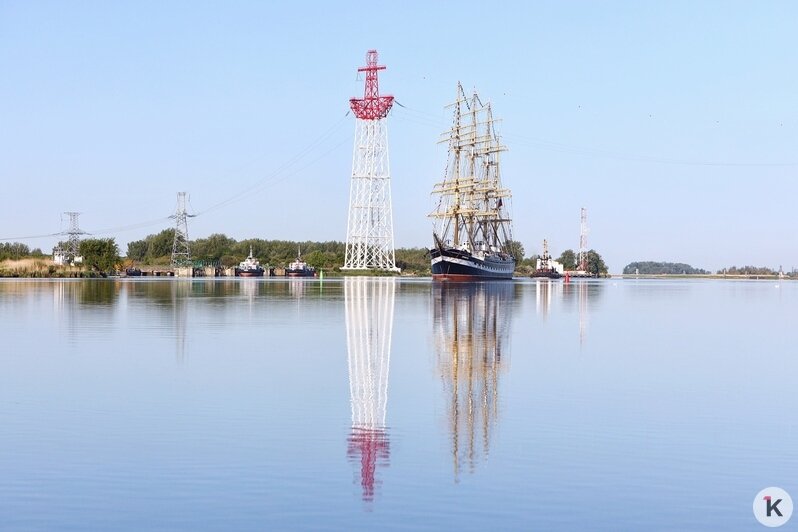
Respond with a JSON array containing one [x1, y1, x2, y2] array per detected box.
[[578, 207, 588, 271], [343, 50, 399, 271]]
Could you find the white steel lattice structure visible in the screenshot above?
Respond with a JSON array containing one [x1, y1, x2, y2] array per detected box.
[[64, 211, 85, 261], [345, 277, 394, 501], [170, 192, 194, 267], [343, 50, 399, 272], [578, 207, 588, 271], [54, 212, 85, 265]]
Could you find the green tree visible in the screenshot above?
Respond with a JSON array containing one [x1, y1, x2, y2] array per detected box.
[[304, 250, 327, 270], [126, 239, 149, 261], [79, 238, 120, 272], [395, 247, 430, 273], [718, 265, 778, 275], [557, 249, 576, 270], [505, 240, 525, 262], [0, 242, 31, 260], [623, 261, 707, 275], [586, 249, 609, 276], [192, 233, 237, 262], [145, 229, 176, 261]]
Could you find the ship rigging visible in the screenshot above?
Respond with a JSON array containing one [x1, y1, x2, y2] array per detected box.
[[429, 83, 515, 280]]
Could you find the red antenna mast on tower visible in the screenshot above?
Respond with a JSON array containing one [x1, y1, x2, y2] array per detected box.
[[350, 50, 394, 120]]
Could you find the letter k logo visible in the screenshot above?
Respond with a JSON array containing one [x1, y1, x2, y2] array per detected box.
[[755, 487, 793, 527], [765, 496, 783, 517]]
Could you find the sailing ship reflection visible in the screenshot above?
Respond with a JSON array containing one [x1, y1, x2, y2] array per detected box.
[[345, 277, 395, 502], [433, 282, 514, 480]]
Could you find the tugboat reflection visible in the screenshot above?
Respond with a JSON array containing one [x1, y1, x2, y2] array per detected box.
[[535, 278, 555, 318], [345, 277, 395, 502], [562, 280, 602, 346], [433, 281, 514, 480], [534, 278, 603, 346]]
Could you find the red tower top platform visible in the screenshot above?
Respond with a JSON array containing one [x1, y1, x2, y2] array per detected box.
[[350, 50, 394, 120]]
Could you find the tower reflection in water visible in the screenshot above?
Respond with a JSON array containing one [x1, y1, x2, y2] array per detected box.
[[561, 279, 600, 346], [345, 277, 395, 502], [433, 281, 514, 480]]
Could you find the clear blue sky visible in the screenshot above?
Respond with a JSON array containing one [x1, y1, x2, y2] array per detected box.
[[1, 1, 796, 272]]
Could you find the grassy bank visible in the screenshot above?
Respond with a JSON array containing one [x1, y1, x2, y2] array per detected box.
[[0, 258, 106, 278]]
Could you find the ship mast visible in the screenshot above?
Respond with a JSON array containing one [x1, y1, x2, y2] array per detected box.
[[430, 84, 512, 253], [453, 86, 463, 246]]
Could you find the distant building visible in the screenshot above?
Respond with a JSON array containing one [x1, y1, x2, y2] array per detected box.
[[53, 248, 67, 265], [53, 247, 82, 266]]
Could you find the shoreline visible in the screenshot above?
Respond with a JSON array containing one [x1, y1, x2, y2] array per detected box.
[[2, 258, 793, 281], [612, 273, 792, 280], [1, 272, 793, 281]]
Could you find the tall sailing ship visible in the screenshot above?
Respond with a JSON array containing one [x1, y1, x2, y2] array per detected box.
[[429, 83, 515, 280]]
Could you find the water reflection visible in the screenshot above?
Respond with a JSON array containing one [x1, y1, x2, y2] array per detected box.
[[288, 278, 308, 299], [561, 280, 604, 346], [239, 278, 258, 303], [45, 280, 121, 345], [345, 277, 395, 502], [47, 279, 121, 307], [432, 282, 514, 480], [172, 281, 189, 362], [122, 280, 190, 360], [534, 278, 557, 318]]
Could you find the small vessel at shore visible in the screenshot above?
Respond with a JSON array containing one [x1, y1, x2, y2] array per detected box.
[[285, 247, 316, 277], [429, 83, 515, 280], [531, 239, 562, 279], [236, 247, 265, 277]]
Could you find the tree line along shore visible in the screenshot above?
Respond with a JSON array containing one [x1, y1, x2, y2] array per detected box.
[[2, 231, 608, 278], [4, 234, 787, 279]]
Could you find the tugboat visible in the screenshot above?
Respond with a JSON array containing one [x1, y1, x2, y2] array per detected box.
[[531, 239, 562, 279], [235, 246, 265, 277], [429, 83, 515, 280], [285, 247, 316, 277]]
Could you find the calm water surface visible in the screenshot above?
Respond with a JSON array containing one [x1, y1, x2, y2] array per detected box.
[[0, 278, 796, 530]]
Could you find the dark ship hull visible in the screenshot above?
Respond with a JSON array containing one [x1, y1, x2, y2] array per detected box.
[[430, 247, 515, 280], [285, 268, 315, 277], [236, 268, 264, 277], [530, 269, 561, 279]]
